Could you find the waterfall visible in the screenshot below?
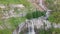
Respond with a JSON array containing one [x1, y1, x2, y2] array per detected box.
[[28, 20, 35, 34], [45, 10, 51, 19], [31, 20, 35, 34], [28, 0, 51, 34]]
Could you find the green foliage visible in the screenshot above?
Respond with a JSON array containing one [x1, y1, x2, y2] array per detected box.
[[53, 28, 60, 34], [19, 0, 30, 7], [48, 11, 60, 23], [46, 0, 60, 23], [0, 17, 26, 34], [7, 17, 26, 28], [38, 29, 52, 34], [26, 11, 46, 19], [0, 20, 3, 25], [0, 29, 12, 34], [46, 0, 54, 4], [0, 0, 30, 7], [26, 13, 33, 19], [39, 28, 60, 34]]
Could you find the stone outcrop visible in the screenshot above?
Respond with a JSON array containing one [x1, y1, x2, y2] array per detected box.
[[28, 0, 47, 11]]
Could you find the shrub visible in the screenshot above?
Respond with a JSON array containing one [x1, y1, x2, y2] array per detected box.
[[46, 0, 60, 23], [48, 11, 60, 23], [26, 10, 46, 19]]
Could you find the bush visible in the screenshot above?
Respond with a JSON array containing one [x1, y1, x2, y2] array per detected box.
[[39, 29, 52, 34], [46, 0, 60, 23], [0, 29, 12, 34], [48, 11, 60, 23], [26, 10, 46, 19]]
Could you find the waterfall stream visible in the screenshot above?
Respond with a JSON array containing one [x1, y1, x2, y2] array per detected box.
[[28, 20, 35, 34], [28, 0, 51, 34], [13, 0, 52, 34]]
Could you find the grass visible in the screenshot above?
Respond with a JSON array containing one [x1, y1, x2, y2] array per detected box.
[[0, 29, 12, 34], [39, 28, 60, 34], [52, 28, 60, 34], [6, 17, 26, 29], [0, 0, 35, 34], [45, 0, 60, 23], [0, 17, 26, 34], [0, 0, 31, 7], [48, 11, 60, 23]]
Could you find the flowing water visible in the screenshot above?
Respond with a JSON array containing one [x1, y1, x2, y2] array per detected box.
[[28, 0, 51, 34], [28, 20, 35, 34], [13, 0, 52, 34]]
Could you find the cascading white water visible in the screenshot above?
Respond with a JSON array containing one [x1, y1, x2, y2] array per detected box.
[[31, 20, 35, 34], [28, 0, 51, 34], [45, 10, 51, 19], [28, 20, 35, 34]]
